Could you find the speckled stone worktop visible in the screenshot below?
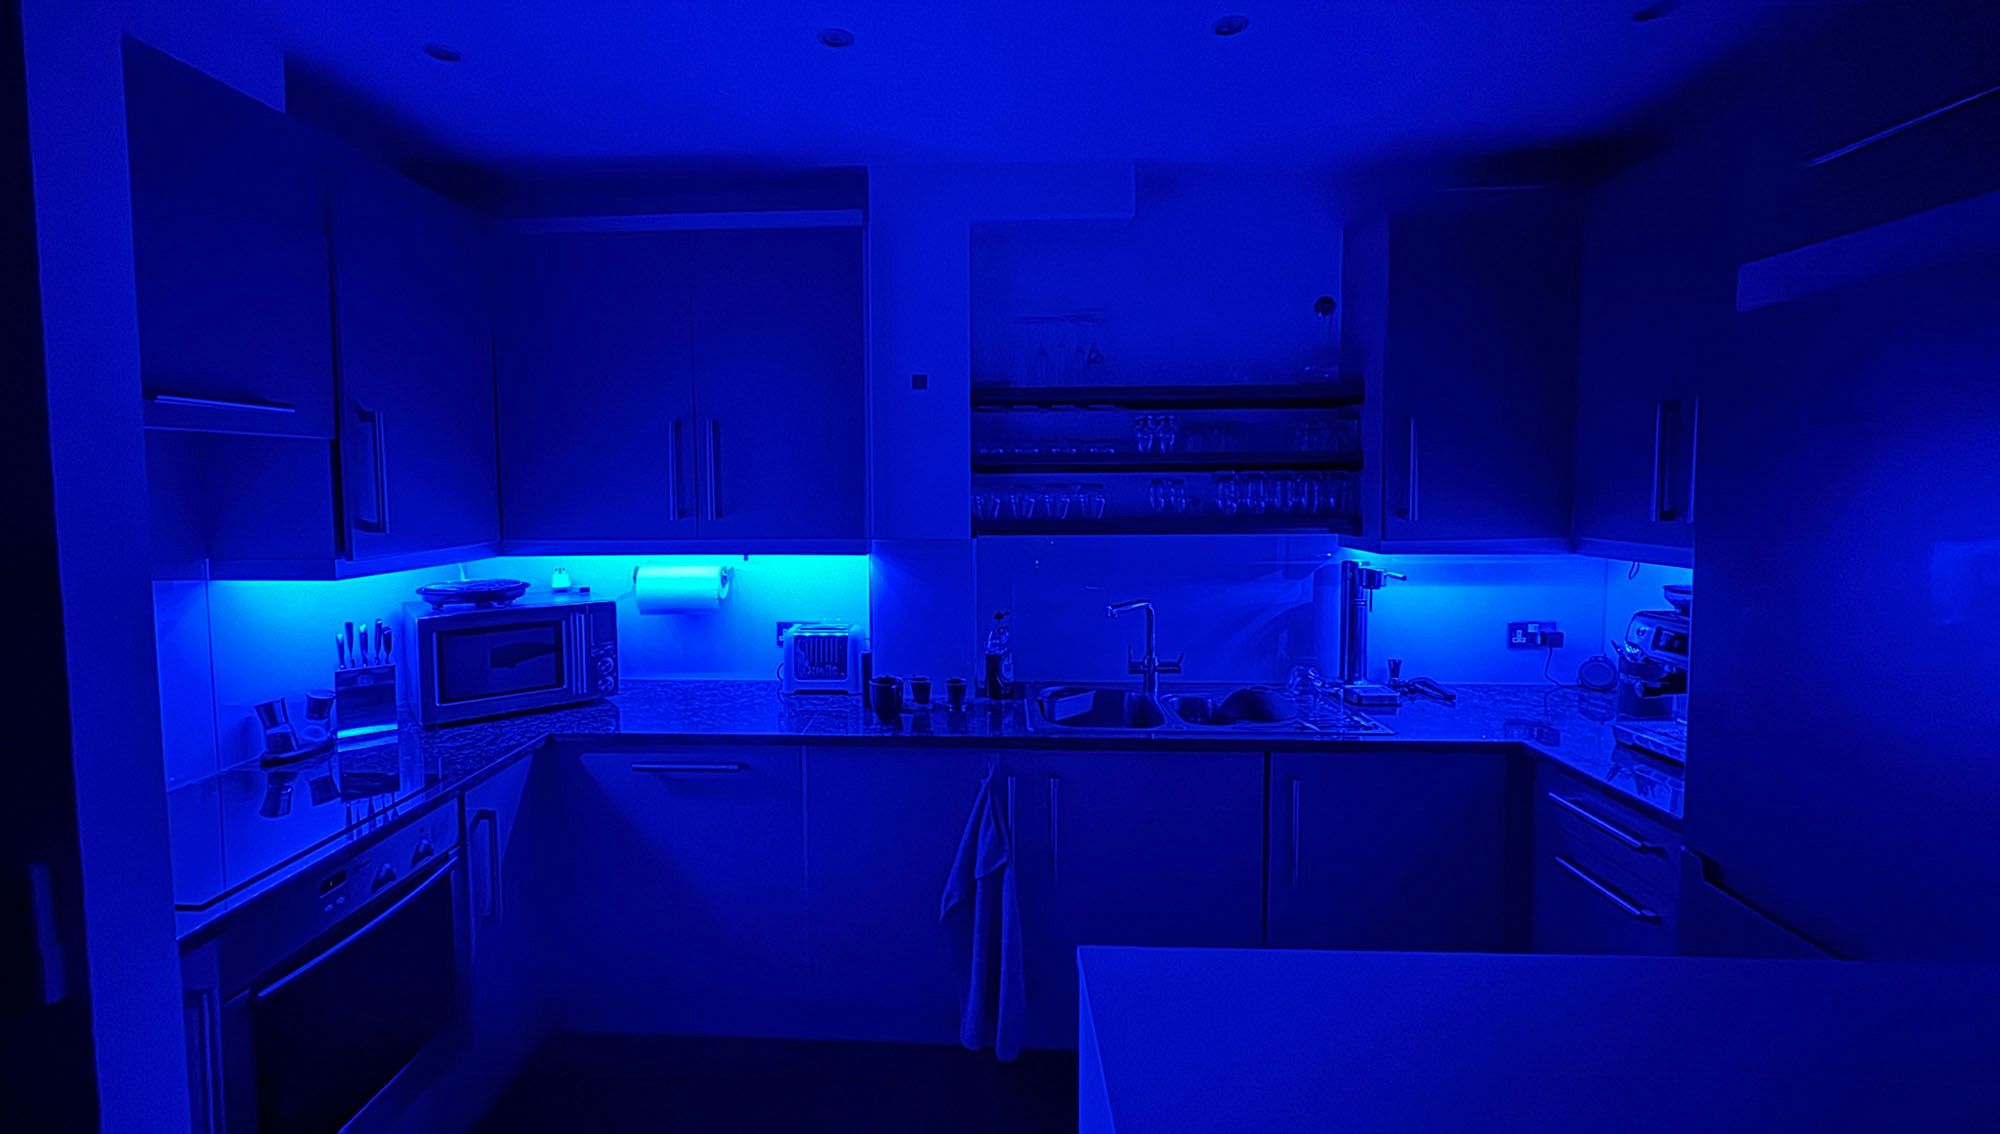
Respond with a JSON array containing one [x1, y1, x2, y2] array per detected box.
[[171, 678, 1681, 938]]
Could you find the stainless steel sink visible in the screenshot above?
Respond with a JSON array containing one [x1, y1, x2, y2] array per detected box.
[[1034, 686, 1169, 730], [1029, 684, 1392, 735]]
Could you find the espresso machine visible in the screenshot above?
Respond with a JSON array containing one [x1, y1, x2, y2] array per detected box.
[[1611, 584, 1691, 763]]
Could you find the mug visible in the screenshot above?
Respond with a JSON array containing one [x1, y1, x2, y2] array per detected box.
[[870, 676, 904, 719]]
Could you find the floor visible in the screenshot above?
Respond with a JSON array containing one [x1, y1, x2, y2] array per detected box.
[[474, 1034, 1080, 1133]]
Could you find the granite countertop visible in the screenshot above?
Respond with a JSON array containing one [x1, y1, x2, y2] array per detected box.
[[171, 678, 1682, 939]]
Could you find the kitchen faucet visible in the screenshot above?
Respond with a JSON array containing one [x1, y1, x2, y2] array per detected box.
[[1107, 600, 1182, 698]]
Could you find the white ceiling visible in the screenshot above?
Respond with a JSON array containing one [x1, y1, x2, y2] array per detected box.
[[222, 1, 1826, 167]]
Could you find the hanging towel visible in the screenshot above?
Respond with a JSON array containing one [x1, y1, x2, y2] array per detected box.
[[939, 765, 1027, 1061]]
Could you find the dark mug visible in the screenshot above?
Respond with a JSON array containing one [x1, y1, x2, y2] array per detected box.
[[910, 676, 933, 707], [945, 677, 968, 709], [870, 676, 903, 719]]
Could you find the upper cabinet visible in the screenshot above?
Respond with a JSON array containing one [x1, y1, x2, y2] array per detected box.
[[130, 43, 499, 577], [495, 222, 866, 549], [326, 141, 500, 562], [1342, 188, 1580, 549], [124, 41, 334, 439], [1570, 134, 1729, 565]]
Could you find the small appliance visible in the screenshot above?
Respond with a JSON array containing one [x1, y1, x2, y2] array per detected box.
[[403, 591, 617, 728], [1612, 586, 1691, 763], [781, 622, 863, 695]]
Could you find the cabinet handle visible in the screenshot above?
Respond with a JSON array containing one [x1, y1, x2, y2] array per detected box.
[[355, 402, 390, 534], [1650, 400, 1689, 524], [1289, 778, 1302, 886], [146, 391, 298, 415], [1684, 398, 1699, 525], [1398, 416, 1420, 521], [1048, 776, 1061, 881], [667, 419, 684, 520], [471, 808, 501, 923], [1553, 855, 1659, 922], [189, 987, 221, 1132], [1545, 791, 1657, 854], [26, 863, 66, 1005], [706, 419, 722, 520], [631, 762, 743, 775]]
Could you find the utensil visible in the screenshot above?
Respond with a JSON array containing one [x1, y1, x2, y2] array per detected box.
[[336, 633, 346, 670], [345, 621, 355, 667], [380, 627, 392, 664], [869, 676, 904, 719], [374, 619, 386, 664], [357, 624, 369, 666]]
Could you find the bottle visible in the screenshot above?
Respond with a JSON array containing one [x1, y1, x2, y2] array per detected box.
[[983, 611, 1014, 699]]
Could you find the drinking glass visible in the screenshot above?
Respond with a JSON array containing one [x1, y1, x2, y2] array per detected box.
[[1134, 414, 1157, 453], [1156, 414, 1179, 453], [1042, 485, 1072, 521], [1148, 479, 1168, 514], [1243, 472, 1268, 515], [1009, 492, 1037, 520], [1082, 484, 1108, 520], [1213, 472, 1239, 516], [1168, 479, 1189, 514]]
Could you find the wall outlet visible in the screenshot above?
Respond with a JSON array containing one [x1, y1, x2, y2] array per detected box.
[[775, 620, 799, 647], [1507, 621, 1564, 649]]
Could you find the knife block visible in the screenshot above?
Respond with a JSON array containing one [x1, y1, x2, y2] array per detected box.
[[335, 664, 398, 741]]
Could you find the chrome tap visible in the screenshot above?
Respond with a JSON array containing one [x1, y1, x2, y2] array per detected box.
[[1107, 600, 1182, 698]]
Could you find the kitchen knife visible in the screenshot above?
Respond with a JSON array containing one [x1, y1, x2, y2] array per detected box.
[[374, 619, 386, 665], [345, 621, 355, 668], [381, 627, 392, 665], [337, 632, 346, 670], [358, 625, 369, 667]]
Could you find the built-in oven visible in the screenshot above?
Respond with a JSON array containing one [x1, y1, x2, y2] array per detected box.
[[402, 593, 617, 729], [182, 805, 461, 1132]]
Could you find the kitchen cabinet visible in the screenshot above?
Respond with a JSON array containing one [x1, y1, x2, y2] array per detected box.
[[1570, 132, 1728, 564], [123, 41, 333, 440], [327, 141, 500, 562], [496, 223, 865, 548], [1010, 749, 1265, 1050], [1341, 189, 1579, 549], [1267, 749, 1521, 952], [803, 748, 994, 1045], [559, 747, 806, 1037], [1530, 761, 1679, 955]]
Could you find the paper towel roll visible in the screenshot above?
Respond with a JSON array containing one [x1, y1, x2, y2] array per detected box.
[[633, 565, 732, 613]]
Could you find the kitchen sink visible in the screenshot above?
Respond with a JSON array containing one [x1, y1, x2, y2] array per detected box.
[[1029, 684, 1391, 735]]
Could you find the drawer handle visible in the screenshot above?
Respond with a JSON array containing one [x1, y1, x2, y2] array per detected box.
[[147, 390, 298, 415], [1545, 791, 1657, 854], [1553, 855, 1659, 922], [631, 762, 743, 775]]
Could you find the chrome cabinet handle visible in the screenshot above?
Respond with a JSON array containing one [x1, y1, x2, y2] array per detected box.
[[1553, 855, 1659, 922], [1651, 400, 1693, 524], [1398, 416, 1420, 521], [354, 402, 390, 534], [1049, 776, 1061, 881], [147, 391, 298, 414], [1288, 779, 1302, 886], [472, 808, 501, 923], [667, 419, 685, 519], [27, 863, 66, 1005], [631, 762, 744, 775], [1684, 398, 1699, 525], [1545, 791, 1657, 853], [712, 419, 721, 519]]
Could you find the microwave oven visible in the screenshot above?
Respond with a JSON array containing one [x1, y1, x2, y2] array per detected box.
[[402, 593, 617, 728]]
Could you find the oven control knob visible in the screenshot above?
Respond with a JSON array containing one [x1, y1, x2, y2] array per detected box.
[[411, 838, 434, 866], [597, 675, 616, 692], [371, 863, 398, 891]]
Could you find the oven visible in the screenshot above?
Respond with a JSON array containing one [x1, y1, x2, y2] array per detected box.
[[403, 593, 617, 728], [182, 806, 461, 1132]]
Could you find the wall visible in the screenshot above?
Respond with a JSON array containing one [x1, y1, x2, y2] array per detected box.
[[158, 555, 869, 784]]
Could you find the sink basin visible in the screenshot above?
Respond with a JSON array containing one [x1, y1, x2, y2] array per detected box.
[[1167, 686, 1297, 727], [1035, 687, 1169, 730]]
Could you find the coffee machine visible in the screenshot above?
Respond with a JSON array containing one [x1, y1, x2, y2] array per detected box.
[[1611, 584, 1690, 763]]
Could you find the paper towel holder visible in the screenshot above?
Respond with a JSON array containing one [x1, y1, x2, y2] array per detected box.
[[630, 563, 734, 613]]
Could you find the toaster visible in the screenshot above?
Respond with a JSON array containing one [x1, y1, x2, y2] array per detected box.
[[781, 623, 863, 695]]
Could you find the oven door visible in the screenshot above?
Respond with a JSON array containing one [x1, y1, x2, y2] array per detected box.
[[230, 853, 462, 1132]]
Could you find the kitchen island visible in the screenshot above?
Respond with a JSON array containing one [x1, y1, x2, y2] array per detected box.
[[1077, 946, 2000, 1132]]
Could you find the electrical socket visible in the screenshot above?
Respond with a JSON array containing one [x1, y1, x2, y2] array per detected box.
[[775, 620, 799, 647], [1507, 621, 1564, 649]]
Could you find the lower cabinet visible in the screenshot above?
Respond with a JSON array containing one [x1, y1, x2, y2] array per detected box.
[[1268, 749, 1521, 952], [804, 747, 1265, 1051], [561, 747, 807, 1036], [1530, 761, 1681, 955], [1009, 749, 1266, 1050]]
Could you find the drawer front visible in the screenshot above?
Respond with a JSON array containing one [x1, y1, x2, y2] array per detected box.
[[1533, 847, 1677, 955], [1537, 762, 1679, 898]]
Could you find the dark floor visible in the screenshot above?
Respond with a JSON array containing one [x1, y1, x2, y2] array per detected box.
[[474, 1034, 1079, 1133]]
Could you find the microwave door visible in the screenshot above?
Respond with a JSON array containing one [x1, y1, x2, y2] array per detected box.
[[433, 620, 569, 704]]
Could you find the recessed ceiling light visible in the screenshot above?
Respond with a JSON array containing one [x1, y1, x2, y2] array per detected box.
[[818, 27, 855, 48], [1632, 1, 1681, 21], [423, 42, 462, 63], [1213, 14, 1250, 37]]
